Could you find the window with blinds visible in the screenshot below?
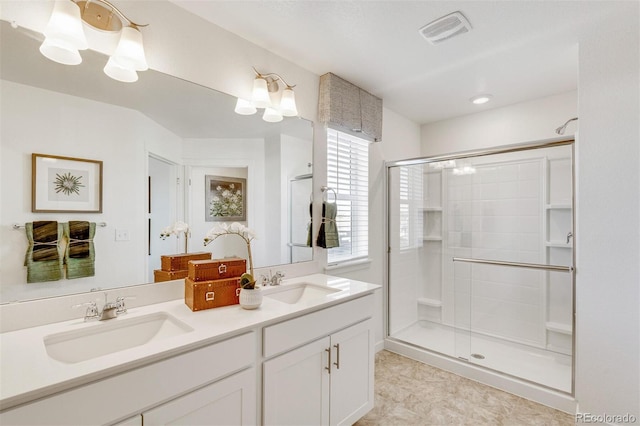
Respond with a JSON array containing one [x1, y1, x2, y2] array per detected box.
[[327, 128, 369, 264], [398, 166, 424, 250]]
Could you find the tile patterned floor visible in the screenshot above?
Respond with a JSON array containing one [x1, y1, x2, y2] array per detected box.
[[355, 350, 575, 426]]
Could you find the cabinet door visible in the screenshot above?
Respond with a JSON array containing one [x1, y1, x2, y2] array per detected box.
[[263, 337, 331, 426], [143, 367, 256, 425], [329, 319, 374, 426]]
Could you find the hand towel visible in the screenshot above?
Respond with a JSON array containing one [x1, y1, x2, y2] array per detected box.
[[316, 202, 340, 249], [306, 202, 313, 247], [24, 221, 64, 283], [63, 221, 96, 279]]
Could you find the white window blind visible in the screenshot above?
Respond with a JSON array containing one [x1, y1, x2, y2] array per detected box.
[[327, 128, 369, 264], [398, 166, 424, 250]]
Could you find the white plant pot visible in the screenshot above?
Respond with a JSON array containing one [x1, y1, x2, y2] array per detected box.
[[239, 288, 262, 310]]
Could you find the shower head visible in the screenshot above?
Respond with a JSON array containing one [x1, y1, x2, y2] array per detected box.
[[555, 117, 578, 135]]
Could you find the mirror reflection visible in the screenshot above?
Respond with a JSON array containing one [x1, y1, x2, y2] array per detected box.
[[0, 21, 313, 304]]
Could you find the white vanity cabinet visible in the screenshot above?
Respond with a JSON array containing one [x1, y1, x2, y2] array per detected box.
[[262, 294, 375, 426], [142, 367, 256, 425], [0, 276, 380, 426], [0, 332, 256, 426]]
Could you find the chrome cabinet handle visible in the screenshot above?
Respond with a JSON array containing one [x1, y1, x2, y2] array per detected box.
[[325, 348, 331, 374], [333, 343, 340, 369]]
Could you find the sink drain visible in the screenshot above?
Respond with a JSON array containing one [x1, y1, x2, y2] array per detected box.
[[471, 353, 485, 360]]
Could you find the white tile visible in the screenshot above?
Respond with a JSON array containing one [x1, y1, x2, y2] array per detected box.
[[518, 233, 540, 251], [519, 161, 542, 181], [498, 181, 519, 199], [519, 216, 541, 234], [517, 198, 539, 216], [480, 182, 499, 200], [518, 179, 541, 198]]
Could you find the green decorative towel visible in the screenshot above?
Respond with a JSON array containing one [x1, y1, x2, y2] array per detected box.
[[316, 202, 340, 249], [63, 221, 96, 279], [24, 221, 64, 283]]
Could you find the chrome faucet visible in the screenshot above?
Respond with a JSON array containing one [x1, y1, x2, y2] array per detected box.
[[261, 270, 286, 286], [73, 293, 134, 321]]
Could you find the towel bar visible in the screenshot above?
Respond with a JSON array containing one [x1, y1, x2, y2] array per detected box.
[[13, 222, 107, 230]]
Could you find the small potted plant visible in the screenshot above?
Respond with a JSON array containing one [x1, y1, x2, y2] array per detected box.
[[204, 222, 262, 309]]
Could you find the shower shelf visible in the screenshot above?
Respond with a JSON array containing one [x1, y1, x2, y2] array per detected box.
[[423, 236, 443, 241], [545, 321, 572, 335], [545, 204, 571, 210], [545, 241, 571, 248], [417, 297, 442, 307], [420, 207, 443, 211]]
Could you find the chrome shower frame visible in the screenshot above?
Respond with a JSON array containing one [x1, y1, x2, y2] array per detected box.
[[383, 136, 577, 398]]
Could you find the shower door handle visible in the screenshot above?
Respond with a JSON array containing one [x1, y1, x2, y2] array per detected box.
[[452, 257, 573, 272]]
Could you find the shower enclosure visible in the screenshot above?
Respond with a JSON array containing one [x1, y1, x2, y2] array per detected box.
[[386, 139, 574, 394]]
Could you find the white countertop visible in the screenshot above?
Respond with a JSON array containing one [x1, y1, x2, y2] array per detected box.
[[0, 274, 379, 411]]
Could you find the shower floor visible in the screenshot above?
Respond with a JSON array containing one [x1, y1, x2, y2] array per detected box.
[[391, 320, 572, 393]]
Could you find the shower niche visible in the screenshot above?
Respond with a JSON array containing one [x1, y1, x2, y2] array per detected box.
[[387, 140, 574, 395]]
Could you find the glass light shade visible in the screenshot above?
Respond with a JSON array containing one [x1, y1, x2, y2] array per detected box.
[[279, 87, 298, 117], [39, 0, 87, 65], [251, 77, 271, 109], [111, 26, 148, 71], [262, 107, 283, 123], [234, 98, 257, 115], [43, 0, 88, 49], [39, 38, 82, 65], [103, 57, 139, 83]]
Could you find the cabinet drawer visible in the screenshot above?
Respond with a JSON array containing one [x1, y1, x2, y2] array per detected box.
[[263, 294, 374, 358], [0, 332, 255, 425]]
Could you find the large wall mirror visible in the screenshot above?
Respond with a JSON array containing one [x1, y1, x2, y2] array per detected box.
[[0, 21, 313, 303]]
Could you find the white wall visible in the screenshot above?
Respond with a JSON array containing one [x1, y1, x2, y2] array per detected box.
[[0, 81, 182, 302], [575, 9, 639, 420], [330, 107, 422, 348], [421, 91, 577, 155], [182, 138, 266, 268]]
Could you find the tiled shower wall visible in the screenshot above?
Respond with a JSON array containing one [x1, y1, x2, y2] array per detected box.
[[443, 159, 545, 347]]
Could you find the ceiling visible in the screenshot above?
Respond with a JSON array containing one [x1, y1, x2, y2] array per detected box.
[[169, 0, 633, 125]]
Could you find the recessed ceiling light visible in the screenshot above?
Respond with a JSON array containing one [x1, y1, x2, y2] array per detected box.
[[470, 94, 492, 105]]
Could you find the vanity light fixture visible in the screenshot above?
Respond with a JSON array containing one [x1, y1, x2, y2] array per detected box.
[[234, 67, 298, 123], [40, 0, 148, 83], [470, 94, 493, 105]]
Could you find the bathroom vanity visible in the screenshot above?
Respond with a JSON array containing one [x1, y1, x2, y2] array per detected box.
[[0, 274, 379, 425]]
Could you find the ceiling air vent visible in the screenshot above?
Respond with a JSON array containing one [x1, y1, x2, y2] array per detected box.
[[419, 11, 472, 45]]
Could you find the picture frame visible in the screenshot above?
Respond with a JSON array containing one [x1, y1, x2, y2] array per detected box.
[[205, 175, 246, 222], [32, 153, 103, 213]]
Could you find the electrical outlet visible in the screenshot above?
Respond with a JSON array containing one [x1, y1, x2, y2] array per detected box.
[[115, 229, 129, 241]]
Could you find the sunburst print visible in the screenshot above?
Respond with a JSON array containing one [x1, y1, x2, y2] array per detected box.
[[54, 172, 84, 196]]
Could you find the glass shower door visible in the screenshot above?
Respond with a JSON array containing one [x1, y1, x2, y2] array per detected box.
[[387, 141, 574, 393], [448, 145, 574, 392]]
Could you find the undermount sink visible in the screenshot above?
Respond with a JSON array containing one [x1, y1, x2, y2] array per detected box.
[[263, 282, 341, 304], [44, 312, 194, 364]]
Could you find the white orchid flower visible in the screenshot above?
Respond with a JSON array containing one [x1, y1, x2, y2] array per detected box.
[[173, 221, 189, 233], [203, 222, 257, 278]]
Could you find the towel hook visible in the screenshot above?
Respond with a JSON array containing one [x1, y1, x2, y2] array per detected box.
[[321, 186, 337, 203]]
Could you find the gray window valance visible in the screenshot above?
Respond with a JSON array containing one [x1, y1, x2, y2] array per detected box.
[[318, 73, 383, 142]]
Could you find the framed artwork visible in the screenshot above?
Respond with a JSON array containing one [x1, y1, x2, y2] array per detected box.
[[32, 153, 103, 213], [205, 175, 246, 222]]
